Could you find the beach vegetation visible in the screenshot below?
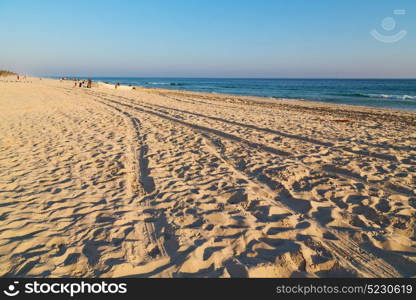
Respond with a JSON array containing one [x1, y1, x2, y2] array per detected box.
[[0, 70, 17, 77]]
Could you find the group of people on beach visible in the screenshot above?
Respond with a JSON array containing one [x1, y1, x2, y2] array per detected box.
[[72, 79, 92, 88], [59, 78, 137, 90], [58, 77, 93, 88]]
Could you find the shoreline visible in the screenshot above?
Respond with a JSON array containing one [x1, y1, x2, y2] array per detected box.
[[3, 75, 416, 121], [91, 79, 416, 114], [91, 79, 416, 126]]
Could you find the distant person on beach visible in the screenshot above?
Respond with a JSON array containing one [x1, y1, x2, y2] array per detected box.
[[17, 75, 20, 80], [87, 79, 92, 88], [115, 83, 120, 89]]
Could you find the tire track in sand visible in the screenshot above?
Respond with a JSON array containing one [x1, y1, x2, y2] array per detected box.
[[89, 92, 401, 278], [95, 101, 168, 264]]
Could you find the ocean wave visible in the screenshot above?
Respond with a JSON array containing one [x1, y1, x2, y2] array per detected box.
[[145, 82, 170, 85], [335, 93, 371, 98], [367, 93, 416, 100], [337, 93, 416, 100], [144, 82, 185, 86]]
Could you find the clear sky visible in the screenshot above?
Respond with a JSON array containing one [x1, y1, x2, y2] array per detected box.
[[0, 0, 415, 78]]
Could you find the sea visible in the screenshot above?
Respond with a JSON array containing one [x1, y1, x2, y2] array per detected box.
[[81, 78, 416, 111]]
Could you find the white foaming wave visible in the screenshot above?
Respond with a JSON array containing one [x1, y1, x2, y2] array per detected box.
[[367, 93, 416, 100], [146, 82, 170, 85]]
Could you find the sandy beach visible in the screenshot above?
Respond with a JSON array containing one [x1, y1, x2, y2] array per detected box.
[[0, 77, 415, 278]]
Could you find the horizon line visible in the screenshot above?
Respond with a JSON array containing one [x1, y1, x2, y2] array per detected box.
[[44, 76, 416, 80]]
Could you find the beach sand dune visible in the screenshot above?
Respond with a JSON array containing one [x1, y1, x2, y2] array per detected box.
[[0, 78, 415, 277]]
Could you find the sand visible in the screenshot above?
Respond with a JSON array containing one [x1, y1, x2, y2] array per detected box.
[[0, 77, 415, 278]]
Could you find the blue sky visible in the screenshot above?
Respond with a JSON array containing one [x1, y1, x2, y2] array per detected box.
[[0, 0, 415, 78]]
